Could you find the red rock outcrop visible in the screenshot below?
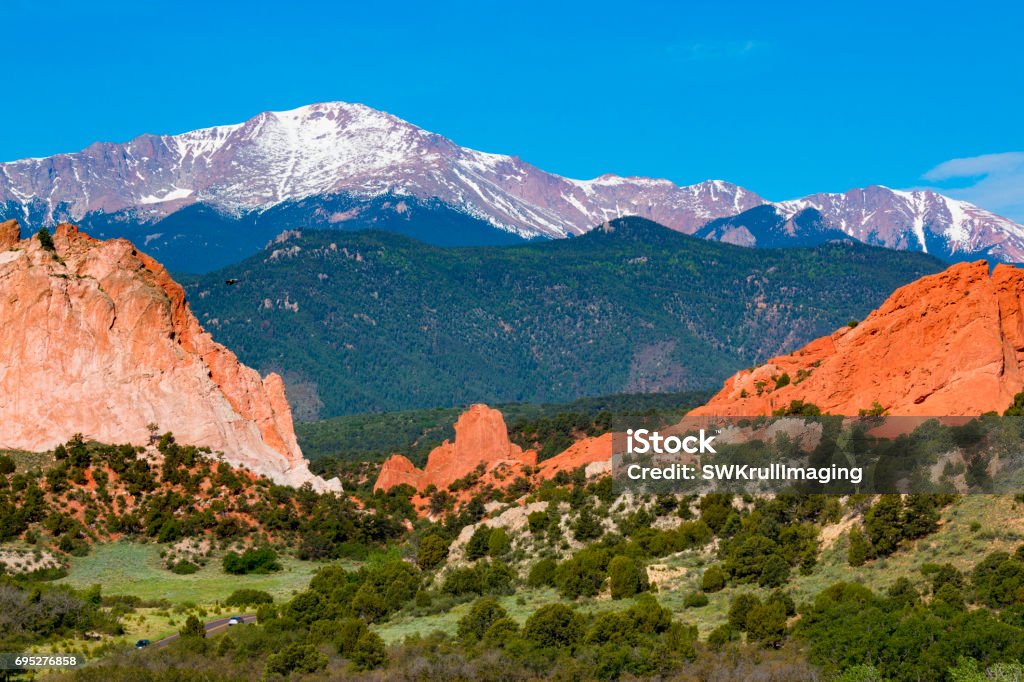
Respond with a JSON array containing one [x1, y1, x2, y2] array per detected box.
[[0, 222, 340, 492], [0, 219, 19, 249], [537, 432, 614, 478], [375, 455, 425, 491], [691, 260, 1024, 417], [374, 404, 617, 500], [375, 404, 537, 492]]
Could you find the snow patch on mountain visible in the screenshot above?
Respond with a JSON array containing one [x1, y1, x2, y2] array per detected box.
[[1, 101, 1023, 260], [0, 102, 763, 239]]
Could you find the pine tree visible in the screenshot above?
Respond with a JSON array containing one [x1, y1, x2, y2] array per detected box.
[[864, 495, 903, 557], [848, 526, 873, 566], [465, 525, 491, 561], [180, 614, 205, 638], [902, 495, 940, 540], [572, 505, 603, 541]]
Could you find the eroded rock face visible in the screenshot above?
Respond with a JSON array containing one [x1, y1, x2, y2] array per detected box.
[[537, 433, 614, 478], [374, 404, 616, 497], [0, 220, 19, 249], [692, 261, 1024, 417], [375, 455, 424, 491], [0, 222, 340, 492], [375, 404, 537, 492]]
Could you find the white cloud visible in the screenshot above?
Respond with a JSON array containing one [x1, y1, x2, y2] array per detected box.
[[922, 152, 1024, 222]]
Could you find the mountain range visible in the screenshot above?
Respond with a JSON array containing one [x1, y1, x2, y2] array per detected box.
[[181, 217, 944, 419], [2, 102, 1023, 271]]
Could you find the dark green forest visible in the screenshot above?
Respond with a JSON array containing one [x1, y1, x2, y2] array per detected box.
[[296, 390, 710, 464], [183, 217, 943, 418]]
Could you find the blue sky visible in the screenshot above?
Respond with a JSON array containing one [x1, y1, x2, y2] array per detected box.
[[3, 0, 1022, 217]]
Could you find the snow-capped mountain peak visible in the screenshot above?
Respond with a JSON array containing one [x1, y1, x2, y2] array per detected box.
[[0, 102, 763, 238], [776, 185, 1024, 260], [1, 101, 1023, 262]]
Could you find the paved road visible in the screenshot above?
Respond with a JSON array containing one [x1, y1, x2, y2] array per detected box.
[[151, 614, 256, 649]]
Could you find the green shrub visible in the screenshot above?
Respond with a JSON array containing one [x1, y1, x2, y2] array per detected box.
[[554, 550, 607, 599], [607, 555, 648, 599], [707, 624, 736, 650], [728, 593, 761, 631], [169, 560, 199, 575], [745, 601, 787, 647], [683, 591, 709, 608], [457, 597, 508, 642], [766, 589, 796, 617], [481, 560, 516, 595], [886, 577, 919, 608], [482, 617, 520, 646], [180, 614, 205, 638], [36, 227, 55, 252], [442, 566, 482, 596], [864, 495, 903, 557], [350, 631, 387, 670], [848, 527, 873, 567], [758, 554, 791, 588], [264, 643, 329, 677], [222, 546, 281, 575], [488, 527, 511, 557], [225, 589, 273, 607], [523, 604, 584, 650], [416, 534, 449, 570], [972, 551, 1024, 608], [334, 618, 369, 655], [527, 558, 558, 588], [573, 506, 603, 541], [466, 525, 491, 561], [527, 511, 549, 535], [724, 534, 780, 582], [701, 565, 727, 592]]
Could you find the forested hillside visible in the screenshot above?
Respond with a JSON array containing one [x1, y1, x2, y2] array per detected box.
[[184, 218, 944, 418], [295, 391, 710, 464]]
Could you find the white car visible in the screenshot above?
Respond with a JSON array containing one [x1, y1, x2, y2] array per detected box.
[[227, 616, 243, 626]]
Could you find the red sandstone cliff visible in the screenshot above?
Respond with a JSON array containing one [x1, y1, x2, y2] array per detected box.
[[537, 433, 613, 478], [375, 404, 537, 492], [691, 260, 1024, 417], [374, 404, 613, 496], [0, 220, 340, 492]]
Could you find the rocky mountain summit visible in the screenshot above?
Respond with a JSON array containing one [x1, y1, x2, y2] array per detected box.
[[0, 102, 762, 241], [3, 102, 1021, 266], [0, 220, 338, 491]]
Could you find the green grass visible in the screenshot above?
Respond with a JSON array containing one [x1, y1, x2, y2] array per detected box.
[[4, 448, 56, 473], [59, 542, 322, 604]]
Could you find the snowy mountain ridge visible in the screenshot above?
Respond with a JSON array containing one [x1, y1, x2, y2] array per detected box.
[[2, 101, 1023, 262]]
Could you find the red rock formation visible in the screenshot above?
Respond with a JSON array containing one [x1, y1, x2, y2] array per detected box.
[[375, 404, 537, 492], [537, 433, 614, 478], [692, 261, 1024, 417], [375, 455, 424, 491], [0, 222, 339, 492], [374, 404, 617, 500], [0, 219, 19, 249]]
